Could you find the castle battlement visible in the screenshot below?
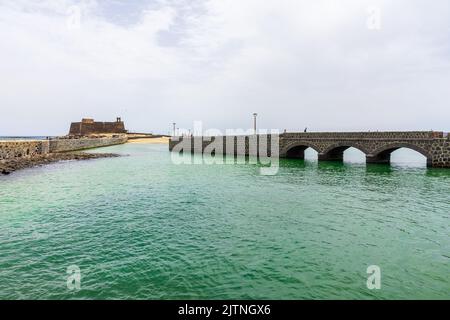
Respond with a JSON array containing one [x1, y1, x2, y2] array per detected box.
[[69, 117, 127, 136]]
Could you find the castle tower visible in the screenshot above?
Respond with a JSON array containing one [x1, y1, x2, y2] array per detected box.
[[69, 118, 127, 136]]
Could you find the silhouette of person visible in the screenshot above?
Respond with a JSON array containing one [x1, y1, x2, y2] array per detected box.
[[304, 127, 307, 133]]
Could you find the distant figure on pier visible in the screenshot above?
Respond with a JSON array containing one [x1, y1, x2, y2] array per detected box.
[[304, 127, 307, 133]]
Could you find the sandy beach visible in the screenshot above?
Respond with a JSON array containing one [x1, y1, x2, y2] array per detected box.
[[126, 137, 170, 144]]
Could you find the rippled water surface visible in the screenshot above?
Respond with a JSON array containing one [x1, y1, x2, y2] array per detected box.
[[0, 144, 449, 299]]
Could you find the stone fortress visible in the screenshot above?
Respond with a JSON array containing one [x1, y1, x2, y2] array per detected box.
[[0, 118, 128, 161], [69, 117, 127, 136]]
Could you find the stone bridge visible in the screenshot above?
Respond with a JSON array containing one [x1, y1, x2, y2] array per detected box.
[[279, 131, 449, 167], [169, 131, 450, 168]]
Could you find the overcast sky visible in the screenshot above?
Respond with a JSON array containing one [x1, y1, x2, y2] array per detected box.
[[1, 0, 449, 136]]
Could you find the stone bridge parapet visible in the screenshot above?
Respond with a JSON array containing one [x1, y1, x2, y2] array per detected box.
[[169, 131, 450, 168], [279, 131, 448, 167]]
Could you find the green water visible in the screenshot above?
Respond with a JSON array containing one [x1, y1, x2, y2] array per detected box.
[[0, 144, 449, 299]]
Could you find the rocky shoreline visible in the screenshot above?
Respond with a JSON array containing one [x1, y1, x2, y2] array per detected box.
[[0, 152, 121, 175]]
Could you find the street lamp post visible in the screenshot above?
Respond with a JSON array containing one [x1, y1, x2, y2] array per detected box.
[[253, 113, 258, 135]]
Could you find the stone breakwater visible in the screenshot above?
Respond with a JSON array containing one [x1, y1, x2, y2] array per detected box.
[[0, 140, 50, 160], [49, 135, 128, 152], [0, 135, 127, 174], [0, 152, 120, 175]]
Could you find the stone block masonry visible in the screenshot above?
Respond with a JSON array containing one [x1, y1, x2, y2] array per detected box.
[[0, 135, 128, 160], [169, 135, 277, 157], [49, 135, 128, 153], [69, 118, 127, 136], [0, 140, 50, 160], [278, 131, 450, 168], [430, 138, 450, 168], [169, 131, 450, 168]]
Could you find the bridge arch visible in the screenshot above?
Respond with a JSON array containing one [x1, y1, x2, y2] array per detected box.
[[282, 142, 320, 159], [322, 143, 370, 155], [368, 143, 432, 166], [318, 143, 369, 162]]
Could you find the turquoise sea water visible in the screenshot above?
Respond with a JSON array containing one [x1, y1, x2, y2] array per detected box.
[[0, 143, 449, 299]]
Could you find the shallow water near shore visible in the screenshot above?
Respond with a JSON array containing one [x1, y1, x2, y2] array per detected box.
[[0, 143, 449, 299]]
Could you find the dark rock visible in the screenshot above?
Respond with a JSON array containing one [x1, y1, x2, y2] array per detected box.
[[0, 152, 122, 175]]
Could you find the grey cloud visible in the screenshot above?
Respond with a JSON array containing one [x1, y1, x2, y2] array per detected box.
[[0, 0, 449, 136]]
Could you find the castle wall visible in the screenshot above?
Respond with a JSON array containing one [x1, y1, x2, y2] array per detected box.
[[49, 135, 128, 152], [0, 136, 128, 161], [0, 140, 50, 160], [69, 121, 126, 135]]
